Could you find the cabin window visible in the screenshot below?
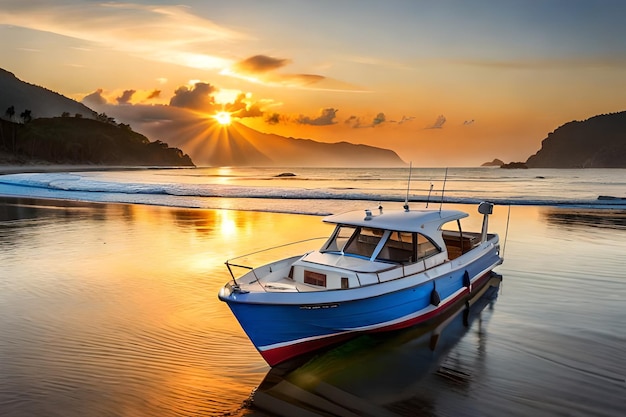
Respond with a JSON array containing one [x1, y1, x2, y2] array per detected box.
[[417, 233, 440, 258], [304, 270, 327, 287], [341, 277, 349, 289], [377, 232, 440, 263], [343, 227, 384, 258], [377, 231, 415, 263], [322, 225, 358, 252]]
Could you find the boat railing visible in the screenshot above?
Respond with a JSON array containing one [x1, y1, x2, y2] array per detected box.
[[225, 237, 328, 284]]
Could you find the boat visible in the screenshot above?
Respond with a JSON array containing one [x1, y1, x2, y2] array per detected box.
[[218, 201, 503, 366]]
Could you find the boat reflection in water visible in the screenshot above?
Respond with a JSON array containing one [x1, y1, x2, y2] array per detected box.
[[248, 274, 502, 417]]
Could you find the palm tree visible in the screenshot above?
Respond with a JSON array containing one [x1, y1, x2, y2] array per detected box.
[[20, 109, 32, 124], [5, 105, 15, 121]]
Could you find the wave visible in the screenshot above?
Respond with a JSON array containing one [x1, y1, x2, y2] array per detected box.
[[1, 172, 625, 213]]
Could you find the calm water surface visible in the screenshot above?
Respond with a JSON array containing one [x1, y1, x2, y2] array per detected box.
[[0, 196, 625, 416]]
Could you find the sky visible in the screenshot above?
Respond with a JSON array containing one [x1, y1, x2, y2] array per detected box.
[[1, 0, 626, 166]]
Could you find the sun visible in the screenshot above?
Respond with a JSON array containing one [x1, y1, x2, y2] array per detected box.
[[214, 111, 232, 125]]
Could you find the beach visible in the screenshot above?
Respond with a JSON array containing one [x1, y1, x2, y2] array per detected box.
[[1, 168, 625, 416]]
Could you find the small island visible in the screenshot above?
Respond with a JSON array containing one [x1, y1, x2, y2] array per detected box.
[[500, 161, 528, 169], [481, 158, 504, 167]]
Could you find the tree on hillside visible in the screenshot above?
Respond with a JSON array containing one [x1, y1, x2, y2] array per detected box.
[[20, 109, 32, 124], [97, 112, 116, 124], [5, 105, 15, 121]]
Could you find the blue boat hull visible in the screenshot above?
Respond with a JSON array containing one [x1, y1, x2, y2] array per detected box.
[[219, 247, 502, 366]]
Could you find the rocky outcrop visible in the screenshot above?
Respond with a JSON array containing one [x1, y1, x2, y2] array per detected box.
[[481, 158, 504, 167], [500, 161, 528, 169], [526, 112, 626, 168]]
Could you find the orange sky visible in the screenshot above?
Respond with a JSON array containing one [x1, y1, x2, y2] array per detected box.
[[2, 0, 626, 166]]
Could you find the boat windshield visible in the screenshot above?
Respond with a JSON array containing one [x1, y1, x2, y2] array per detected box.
[[322, 225, 440, 263], [322, 225, 383, 259]]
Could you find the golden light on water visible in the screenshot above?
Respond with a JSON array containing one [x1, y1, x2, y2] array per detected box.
[[218, 210, 237, 237]]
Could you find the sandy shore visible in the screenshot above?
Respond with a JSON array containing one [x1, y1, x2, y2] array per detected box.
[[0, 164, 195, 175]]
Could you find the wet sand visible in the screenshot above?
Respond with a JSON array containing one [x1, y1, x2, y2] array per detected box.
[[0, 164, 189, 175]]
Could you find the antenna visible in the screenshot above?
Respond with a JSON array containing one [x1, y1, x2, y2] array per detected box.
[[425, 182, 434, 208], [439, 167, 448, 212], [404, 162, 412, 212]]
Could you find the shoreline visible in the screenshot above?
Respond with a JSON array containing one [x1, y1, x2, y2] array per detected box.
[[0, 164, 197, 176]]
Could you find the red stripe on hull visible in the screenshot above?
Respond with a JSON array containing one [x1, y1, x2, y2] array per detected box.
[[261, 333, 356, 367], [370, 270, 493, 333], [260, 271, 495, 367]]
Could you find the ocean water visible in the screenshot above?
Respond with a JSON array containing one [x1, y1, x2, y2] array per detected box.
[[1, 167, 626, 215], [0, 167, 625, 416]]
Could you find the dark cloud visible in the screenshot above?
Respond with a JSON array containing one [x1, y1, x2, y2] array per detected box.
[[372, 112, 385, 126], [116, 89, 136, 105], [229, 54, 332, 88], [168, 83, 263, 118], [463, 119, 475, 126], [345, 112, 390, 128], [225, 93, 263, 118], [265, 112, 286, 125], [234, 55, 291, 74], [81, 88, 107, 106], [146, 89, 161, 100], [297, 108, 338, 126], [169, 82, 216, 111], [426, 114, 446, 129], [344, 115, 359, 126]]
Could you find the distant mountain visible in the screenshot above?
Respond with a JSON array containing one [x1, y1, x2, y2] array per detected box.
[[0, 68, 96, 120], [189, 122, 405, 167], [526, 112, 626, 168]]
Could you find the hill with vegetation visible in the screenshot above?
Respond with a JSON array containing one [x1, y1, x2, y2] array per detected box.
[[0, 117, 194, 166], [526, 112, 626, 168], [0, 68, 96, 120]]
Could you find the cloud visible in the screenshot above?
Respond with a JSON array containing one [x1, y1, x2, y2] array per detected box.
[[265, 112, 288, 125], [116, 89, 136, 105], [372, 112, 386, 126], [169, 83, 217, 111], [0, 2, 243, 70], [224, 93, 263, 118], [426, 114, 446, 129], [83, 80, 268, 121], [224, 54, 340, 89], [345, 112, 392, 128], [82, 88, 107, 106], [146, 89, 161, 100], [297, 108, 338, 125], [234, 55, 291, 73]]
